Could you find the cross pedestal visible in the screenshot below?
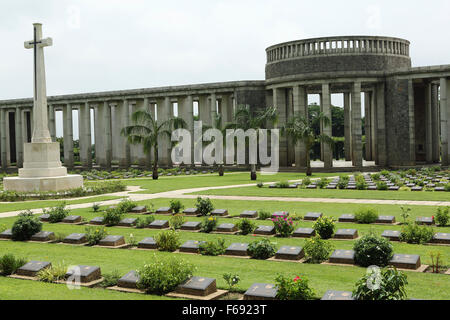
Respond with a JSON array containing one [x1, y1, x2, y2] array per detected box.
[[3, 23, 83, 192]]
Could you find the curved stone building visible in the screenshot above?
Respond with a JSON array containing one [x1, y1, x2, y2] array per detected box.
[[1, 35, 450, 170]]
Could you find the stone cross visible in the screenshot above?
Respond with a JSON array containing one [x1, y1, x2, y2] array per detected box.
[[24, 23, 53, 143]]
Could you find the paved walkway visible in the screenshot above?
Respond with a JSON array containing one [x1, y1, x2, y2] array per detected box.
[[1, 179, 449, 218]]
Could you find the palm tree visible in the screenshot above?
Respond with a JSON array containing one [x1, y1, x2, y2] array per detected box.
[[232, 105, 278, 180], [282, 112, 334, 176], [121, 109, 186, 180]]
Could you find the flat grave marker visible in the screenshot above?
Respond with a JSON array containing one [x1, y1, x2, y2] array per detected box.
[[156, 207, 172, 215], [225, 243, 249, 256], [210, 209, 229, 217], [375, 216, 396, 224], [334, 229, 359, 240], [98, 235, 126, 248], [273, 246, 304, 261], [39, 214, 50, 222], [433, 233, 450, 245], [215, 223, 237, 233], [328, 250, 355, 265], [61, 215, 82, 224], [183, 208, 199, 216], [338, 214, 356, 223], [30, 231, 55, 242], [63, 233, 87, 244], [89, 217, 104, 225], [148, 220, 169, 229], [253, 225, 276, 236], [304, 212, 322, 221], [167, 276, 227, 300], [272, 211, 289, 219], [381, 230, 401, 241], [65, 265, 103, 286], [292, 227, 315, 238], [131, 206, 148, 214], [14, 261, 51, 278], [321, 290, 354, 300], [240, 210, 258, 219], [180, 221, 202, 231], [118, 218, 138, 227], [179, 240, 206, 253], [0, 229, 12, 240], [137, 237, 158, 250], [244, 283, 278, 300], [389, 254, 423, 270], [416, 217, 434, 225]]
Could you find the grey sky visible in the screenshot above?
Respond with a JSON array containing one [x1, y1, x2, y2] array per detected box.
[[1, 0, 449, 139]]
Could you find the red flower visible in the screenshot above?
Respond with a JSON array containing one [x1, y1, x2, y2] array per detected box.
[[293, 276, 301, 282]]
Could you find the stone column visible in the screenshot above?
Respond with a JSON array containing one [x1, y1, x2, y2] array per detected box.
[[364, 92, 372, 161], [220, 94, 233, 124], [431, 83, 440, 163], [351, 82, 363, 167], [97, 102, 112, 168], [425, 82, 433, 163], [274, 88, 288, 167], [15, 107, 24, 168], [321, 83, 333, 168], [441, 78, 450, 166], [128, 101, 141, 166], [210, 93, 217, 125], [407, 79, 416, 165], [286, 89, 295, 166], [376, 82, 387, 166], [179, 95, 194, 165], [0, 108, 7, 169], [5, 111, 11, 166], [157, 97, 171, 167], [370, 90, 377, 161], [79, 102, 92, 168], [292, 85, 308, 168], [117, 99, 131, 168], [63, 104, 74, 168], [343, 92, 351, 161], [198, 95, 210, 126], [48, 104, 56, 142]]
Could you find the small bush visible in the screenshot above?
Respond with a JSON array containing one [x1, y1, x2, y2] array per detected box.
[[223, 273, 240, 292], [247, 238, 276, 260], [92, 203, 101, 212], [353, 267, 408, 300], [37, 262, 67, 283], [354, 208, 378, 224], [117, 198, 137, 213], [237, 218, 256, 235], [0, 253, 27, 275], [435, 207, 449, 226], [200, 216, 218, 233], [11, 211, 42, 241], [302, 177, 311, 186], [85, 226, 108, 246], [155, 229, 180, 252], [353, 234, 394, 267], [272, 216, 295, 237], [275, 274, 315, 300], [317, 178, 329, 189], [429, 251, 444, 274], [102, 207, 124, 226], [304, 236, 334, 263], [276, 181, 290, 188], [258, 210, 272, 220], [135, 216, 155, 229], [199, 238, 226, 256], [377, 181, 388, 190], [195, 197, 214, 216], [257, 182, 264, 188], [99, 270, 122, 288], [43, 202, 70, 223], [400, 223, 434, 244], [312, 216, 335, 239], [137, 255, 195, 294], [169, 214, 185, 230], [169, 200, 184, 214], [444, 184, 450, 192]]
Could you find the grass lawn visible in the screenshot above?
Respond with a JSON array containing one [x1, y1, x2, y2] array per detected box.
[[191, 185, 450, 201], [121, 172, 344, 194], [0, 195, 121, 214]]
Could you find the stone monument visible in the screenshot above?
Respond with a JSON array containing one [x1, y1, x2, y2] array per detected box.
[[3, 23, 83, 192]]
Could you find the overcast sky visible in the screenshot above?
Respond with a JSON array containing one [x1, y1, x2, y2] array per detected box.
[[1, 0, 449, 138]]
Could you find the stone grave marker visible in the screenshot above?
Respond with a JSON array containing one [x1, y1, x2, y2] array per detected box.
[[329, 250, 355, 265], [225, 243, 249, 256], [155, 207, 172, 215], [338, 214, 356, 223], [244, 283, 278, 300], [137, 237, 158, 249], [61, 215, 82, 224], [272, 211, 289, 219], [89, 217, 104, 225], [416, 217, 434, 225], [216, 223, 237, 233], [15, 261, 51, 278], [98, 235, 126, 247], [63, 233, 87, 244], [432, 233, 450, 245], [118, 218, 138, 227], [39, 214, 50, 222], [117, 270, 140, 289], [274, 246, 304, 261], [148, 220, 169, 229], [179, 240, 206, 253], [381, 230, 401, 241], [388, 186, 400, 191], [183, 208, 199, 216], [176, 276, 217, 297], [0, 229, 13, 240], [211, 209, 229, 217], [240, 210, 258, 219], [435, 187, 445, 192], [180, 221, 202, 231], [30, 231, 55, 242], [321, 290, 354, 300], [334, 229, 358, 239], [253, 225, 276, 236], [389, 254, 421, 270], [292, 227, 315, 238], [131, 206, 148, 214], [411, 186, 423, 191], [375, 216, 396, 224], [304, 212, 323, 221], [65, 265, 102, 284], [306, 184, 317, 189]]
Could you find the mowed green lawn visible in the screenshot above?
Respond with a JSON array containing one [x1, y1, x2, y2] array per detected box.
[[192, 185, 450, 201]]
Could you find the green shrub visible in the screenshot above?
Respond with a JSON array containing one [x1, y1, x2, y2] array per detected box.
[[85, 226, 108, 246], [237, 218, 256, 235], [99, 270, 122, 288], [312, 216, 335, 239], [0, 224, 6, 233], [247, 238, 276, 260], [354, 234, 394, 267], [11, 211, 42, 241], [444, 184, 450, 192], [199, 238, 226, 256], [169, 200, 184, 214], [272, 216, 295, 237], [0, 253, 27, 275], [354, 208, 378, 224], [302, 177, 311, 186], [195, 197, 214, 216], [200, 216, 218, 233], [169, 214, 185, 230], [276, 181, 290, 188], [102, 207, 124, 226], [353, 267, 408, 300], [117, 198, 137, 213], [399, 223, 434, 244], [155, 229, 180, 252], [135, 216, 155, 229], [223, 273, 240, 292], [304, 236, 334, 263], [435, 207, 449, 226], [275, 274, 315, 300], [257, 182, 264, 188], [92, 203, 101, 212], [43, 202, 70, 223], [376, 181, 388, 190], [37, 262, 67, 283], [258, 210, 272, 220], [137, 255, 195, 294], [356, 181, 368, 190], [399, 206, 411, 224], [317, 178, 329, 189]]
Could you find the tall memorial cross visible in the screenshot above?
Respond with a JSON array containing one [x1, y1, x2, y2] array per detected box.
[[24, 23, 53, 143]]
